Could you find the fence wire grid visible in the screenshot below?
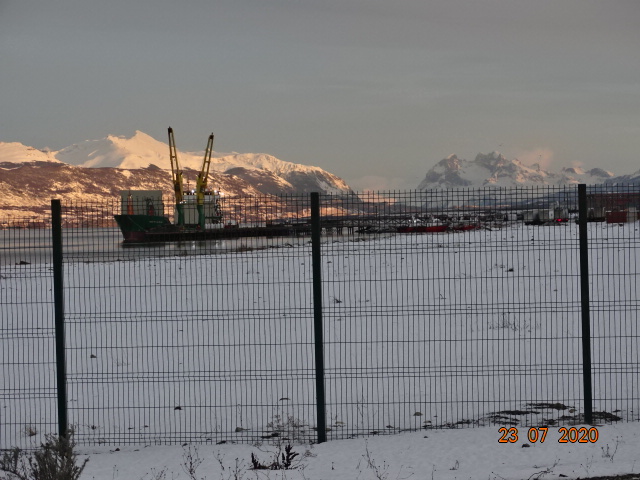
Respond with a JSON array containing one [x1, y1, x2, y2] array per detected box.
[[1, 185, 639, 448]]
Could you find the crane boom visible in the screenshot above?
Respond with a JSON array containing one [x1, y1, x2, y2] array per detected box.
[[196, 134, 214, 206], [195, 133, 214, 229], [168, 127, 185, 226]]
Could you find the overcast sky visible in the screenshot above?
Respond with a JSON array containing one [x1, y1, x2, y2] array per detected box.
[[2, 0, 639, 190]]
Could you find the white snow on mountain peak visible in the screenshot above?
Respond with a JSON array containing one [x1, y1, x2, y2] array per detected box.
[[1, 131, 353, 196], [56, 130, 172, 169], [563, 166, 585, 175], [0, 141, 62, 167], [50, 131, 336, 178], [3, 132, 635, 195], [216, 152, 330, 177], [418, 151, 618, 190]]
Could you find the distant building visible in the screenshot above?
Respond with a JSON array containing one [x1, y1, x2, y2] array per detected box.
[[587, 193, 640, 223]]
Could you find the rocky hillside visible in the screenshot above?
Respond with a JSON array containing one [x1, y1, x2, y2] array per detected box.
[[0, 132, 353, 219]]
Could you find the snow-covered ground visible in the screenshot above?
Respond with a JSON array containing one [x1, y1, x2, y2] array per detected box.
[[2, 219, 640, 479], [74, 422, 640, 479]]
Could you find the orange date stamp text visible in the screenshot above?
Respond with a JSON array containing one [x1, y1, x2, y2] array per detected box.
[[498, 426, 599, 444]]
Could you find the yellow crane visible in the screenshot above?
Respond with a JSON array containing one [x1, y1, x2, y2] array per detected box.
[[196, 133, 214, 229], [168, 127, 185, 226]]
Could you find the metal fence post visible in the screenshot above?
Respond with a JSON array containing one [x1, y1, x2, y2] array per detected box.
[[310, 192, 327, 443], [51, 199, 68, 438], [577, 184, 593, 424]]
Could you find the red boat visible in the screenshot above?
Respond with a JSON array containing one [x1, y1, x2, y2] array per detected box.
[[397, 225, 449, 233]]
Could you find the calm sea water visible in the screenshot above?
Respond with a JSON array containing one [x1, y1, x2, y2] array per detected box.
[[0, 227, 312, 266]]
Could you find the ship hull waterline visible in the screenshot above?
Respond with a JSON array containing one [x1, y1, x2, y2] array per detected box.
[[114, 214, 312, 244]]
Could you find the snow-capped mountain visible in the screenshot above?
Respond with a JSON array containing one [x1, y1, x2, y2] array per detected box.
[[55, 131, 171, 169], [0, 131, 353, 215], [0, 142, 62, 168], [418, 152, 616, 190], [604, 167, 640, 186]]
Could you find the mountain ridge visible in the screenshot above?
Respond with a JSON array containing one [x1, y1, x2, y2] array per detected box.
[[417, 151, 626, 190], [3, 134, 640, 220], [0, 131, 353, 217]]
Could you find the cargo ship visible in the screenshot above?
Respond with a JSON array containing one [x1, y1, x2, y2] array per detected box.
[[114, 189, 312, 244], [114, 128, 311, 244]]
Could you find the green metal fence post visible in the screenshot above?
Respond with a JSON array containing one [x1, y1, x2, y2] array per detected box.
[[310, 192, 327, 443], [51, 199, 68, 438], [577, 184, 593, 424]]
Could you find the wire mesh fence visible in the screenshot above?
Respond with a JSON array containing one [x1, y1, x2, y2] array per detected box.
[[319, 188, 585, 437], [0, 221, 58, 448], [1, 185, 639, 448], [60, 194, 318, 446], [584, 187, 640, 422]]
